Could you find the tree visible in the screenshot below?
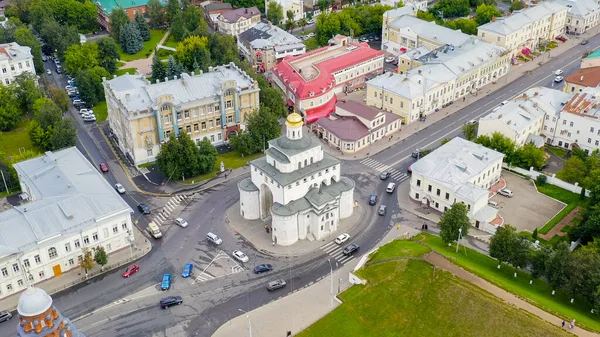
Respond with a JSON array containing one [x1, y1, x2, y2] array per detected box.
[[93, 246, 108, 271], [267, 1, 284, 24], [317, 0, 332, 12], [209, 33, 238, 66], [183, 5, 209, 37], [509, 0, 525, 12], [174, 35, 211, 71], [229, 130, 255, 156], [475, 3, 502, 25], [80, 248, 94, 277], [570, 210, 600, 245], [197, 137, 218, 174], [166, 0, 181, 23], [120, 22, 144, 54], [529, 246, 550, 278], [14, 27, 44, 75], [148, 0, 166, 28], [13, 72, 41, 113], [29, 98, 76, 151], [462, 123, 477, 141], [438, 203, 470, 245], [135, 12, 151, 41], [286, 9, 295, 21], [566, 245, 600, 304], [545, 241, 571, 290], [64, 42, 100, 74], [51, 118, 76, 150], [170, 11, 188, 42], [416, 10, 436, 22], [166, 55, 185, 79], [151, 54, 166, 82], [557, 156, 587, 186], [110, 7, 130, 42], [156, 132, 218, 180], [230, 108, 281, 154], [444, 18, 478, 36], [74, 66, 109, 107], [96, 37, 120, 74], [0, 85, 21, 132], [298, 18, 308, 31], [489, 225, 516, 264], [39, 20, 80, 58], [514, 142, 546, 170], [285, 19, 296, 32], [46, 86, 70, 112], [431, 0, 470, 18]]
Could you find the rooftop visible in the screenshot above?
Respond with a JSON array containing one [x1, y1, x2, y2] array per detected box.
[[271, 177, 355, 216], [239, 22, 303, 50], [315, 111, 399, 141], [251, 153, 340, 187], [203, 2, 233, 12], [383, 3, 419, 22], [1, 148, 132, 254], [553, 0, 599, 18], [96, 0, 165, 15], [218, 6, 260, 23], [585, 49, 600, 59], [564, 66, 600, 88], [561, 88, 600, 118], [0, 42, 32, 63], [388, 15, 471, 48], [478, 2, 567, 36]]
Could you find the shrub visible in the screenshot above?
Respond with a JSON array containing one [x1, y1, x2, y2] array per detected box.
[[536, 174, 548, 186]]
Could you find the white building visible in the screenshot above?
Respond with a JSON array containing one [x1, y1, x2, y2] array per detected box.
[[238, 113, 355, 246], [215, 7, 261, 36], [0, 42, 35, 85], [409, 137, 505, 233], [0, 148, 134, 300], [554, 0, 600, 35], [265, 0, 304, 23], [478, 87, 570, 146]]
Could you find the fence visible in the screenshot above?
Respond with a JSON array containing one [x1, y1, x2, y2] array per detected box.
[[502, 163, 590, 197]]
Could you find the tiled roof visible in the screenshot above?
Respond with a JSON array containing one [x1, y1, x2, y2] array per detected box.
[[96, 0, 165, 15], [238, 22, 302, 49], [478, 2, 567, 36], [218, 6, 259, 22], [204, 2, 233, 12], [336, 100, 380, 120], [565, 66, 600, 88]]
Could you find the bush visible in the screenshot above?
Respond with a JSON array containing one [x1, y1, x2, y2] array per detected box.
[[532, 228, 538, 240], [536, 174, 548, 186]]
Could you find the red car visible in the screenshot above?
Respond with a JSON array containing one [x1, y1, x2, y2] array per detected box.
[[122, 264, 139, 278], [99, 162, 109, 173]]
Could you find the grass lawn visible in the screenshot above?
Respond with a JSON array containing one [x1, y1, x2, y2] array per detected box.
[[417, 233, 600, 333], [93, 101, 108, 123], [116, 68, 136, 76], [2, 119, 39, 158], [180, 151, 264, 184], [547, 146, 569, 158], [368, 239, 431, 262], [537, 184, 584, 235], [162, 34, 179, 49], [116, 61, 125, 68], [118, 30, 166, 62], [298, 240, 571, 337]]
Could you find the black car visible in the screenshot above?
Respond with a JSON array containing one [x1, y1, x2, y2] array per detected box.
[[369, 194, 377, 205], [343, 243, 360, 256], [138, 203, 151, 214], [253, 264, 274, 274], [0, 311, 12, 323], [412, 149, 421, 158], [581, 39, 589, 45], [380, 172, 391, 180], [266, 279, 287, 291], [160, 296, 183, 309]]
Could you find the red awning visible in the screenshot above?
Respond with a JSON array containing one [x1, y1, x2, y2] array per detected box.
[[400, 47, 407, 53], [304, 96, 338, 123]]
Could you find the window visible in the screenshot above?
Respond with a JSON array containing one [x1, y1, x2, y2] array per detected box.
[[194, 123, 199, 132], [74, 240, 81, 248], [83, 236, 89, 245], [184, 110, 190, 118], [186, 125, 192, 133], [26, 61, 30, 67], [34, 255, 41, 264], [17, 279, 23, 287], [570, 121, 574, 127], [1, 68, 5, 73], [217, 118, 222, 126], [445, 193, 449, 200], [226, 100, 232, 108], [23, 259, 30, 268], [416, 179, 421, 187], [28, 275, 33, 282], [1, 268, 7, 277], [6, 284, 12, 292], [69, 259, 74, 266], [113, 225, 119, 234], [218, 133, 222, 140], [436, 189, 441, 196], [65, 243, 71, 252], [176, 112, 182, 120], [201, 122, 206, 130], [428, 185, 432, 192], [92, 233, 99, 242], [415, 193, 420, 199], [122, 223, 128, 231], [48, 247, 58, 259], [38, 271, 45, 278], [210, 134, 215, 142], [209, 120, 214, 128], [12, 264, 19, 272]]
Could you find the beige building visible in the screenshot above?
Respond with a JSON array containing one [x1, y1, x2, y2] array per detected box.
[[216, 7, 261, 36], [564, 66, 600, 93], [477, 2, 568, 59], [104, 63, 260, 166], [265, 0, 304, 23], [554, 0, 600, 35]]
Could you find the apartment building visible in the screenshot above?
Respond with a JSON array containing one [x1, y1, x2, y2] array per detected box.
[[104, 63, 260, 165], [0, 42, 35, 85], [215, 7, 261, 36], [477, 2, 568, 58], [554, 0, 600, 35], [564, 66, 600, 93]]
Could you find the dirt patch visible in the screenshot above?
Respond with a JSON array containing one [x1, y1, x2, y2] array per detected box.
[[539, 206, 583, 240]]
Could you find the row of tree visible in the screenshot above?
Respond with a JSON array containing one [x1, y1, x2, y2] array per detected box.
[[156, 132, 218, 181], [315, 4, 392, 46], [7, 0, 98, 33], [80, 247, 109, 277], [557, 148, 600, 191]]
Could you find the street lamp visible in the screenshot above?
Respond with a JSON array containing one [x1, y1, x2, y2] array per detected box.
[[456, 227, 463, 253], [238, 309, 252, 337], [126, 230, 136, 259], [327, 259, 334, 308]]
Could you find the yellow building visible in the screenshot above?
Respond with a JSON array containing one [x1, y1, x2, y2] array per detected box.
[[564, 66, 600, 93], [265, 0, 303, 23], [104, 63, 260, 166], [477, 2, 568, 59]]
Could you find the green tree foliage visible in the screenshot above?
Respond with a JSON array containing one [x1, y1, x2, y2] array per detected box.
[[315, 5, 392, 46], [183, 5, 210, 37], [285, 19, 296, 32], [0, 18, 21, 43], [571, 210, 600, 245], [438, 203, 470, 245], [416, 10, 436, 22], [174, 35, 211, 71], [443, 18, 478, 35], [509, 0, 525, 12], [46, 86, 71, 112], [196, 137, 218, 174], [489, 225, 529, 269], [13, 72, 42, 113], [135, 13, 152, 41], [230, 107, 281, 155], [298, 18, 308, 31], [156, 132, 217, 180], [39, 20, 80, 58], [475, 3, 502, 25], [267, 1, 284, 24], [166, 0, 181, 23], [81, 248, 94, 275], [93, 246, 108, 270], [36, 0, 98, 32], [96, 37, 120, 74], [120, 22, 144, 54], [224, 0, 265, 12], [29, 98, 76, 151], [317, 0, 332, 12], [545, 241, 570, 290], [151, 54, 166, 83], [166, 55, 185, 79], [513, 142, 546, 170], [462, 123, 477, 141], [148, 0, 166, 28], [565, 245, 600, 304], [431, 0, 470, 18], [209, 34, 238, 66], [228, 130, 254, 156], [74, 66, 110, 107], [286, 9, 295, 21], [110, 8, 130, 42], [64, 42, 100, 74], [170, 12, 187, 42], [14, 27, 44, 74], [529, 245, 550, 278], [557, 149, 600, 190]]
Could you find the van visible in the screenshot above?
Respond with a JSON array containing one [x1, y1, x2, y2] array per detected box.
[[488, 200, 498, 208], [147, 222, 162, 239], [386, 183, 396, 193], [207, 232, 222, 245]]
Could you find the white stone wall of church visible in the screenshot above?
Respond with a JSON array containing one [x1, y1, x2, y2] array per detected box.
[[272, 213, 299, 246], [339, 188, 355, 219], [313, 210, 339, 241], [296, 211, 312, 240], [274, 146, 324, 174], [239, 189, 260, 220]]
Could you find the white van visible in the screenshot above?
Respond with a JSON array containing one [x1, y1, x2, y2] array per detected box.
[[488, 200, 498, 208], [147, 222, 162, 239], [207, 232, 223, 245], [386, 182, 396, 193]]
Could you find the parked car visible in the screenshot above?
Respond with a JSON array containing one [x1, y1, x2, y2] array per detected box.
[[161, 274, 172, 290], [46, 69, 51, 75], [359, 37, 369, 42], [384, 57, 396, 63], [554, 69, 563, 76], [266, 279, 287, 291], [83, 115, 96, 122], [369, 194, 377, 205], [488, 200, 498, 208], [253, 264, 273, 274], [122, 264, 139, 278], [160, 296, 183, 309], [181, 263, 193, 278], [334, 233, 350, 245], [79, 108, 92, 115], [65, 85, 76, 91], [412, 149, 421, 158], [498, 188, 514, 197], [378, 205, 387, 215], [554, 76, 564, 83], [115, 183, 126, 194], [581, 39, 589, 45], [233, 250, 249, 263], [175, 218, 188, 228], [343, 243, 360, 256], [556, 36, 567, 42], [0, 311, 12, 323], [138, 203, 151, 214], [380, 171, 391, 180]]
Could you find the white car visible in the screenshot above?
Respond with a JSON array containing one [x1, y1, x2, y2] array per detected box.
[[114, 183, 126, 194], [554, 69, 563, 76], [554, 76, 564, 83], [66, 85, 76, 91], [385, 57, 396, 63], [175, 218, 188, 228], [79, 108, 91, 115], [46, 69, 51, 75], [498, 188, 513, 197], [334, 233, 350, 245], [232, 250, 249, 263], [307, 32, 315, 38]]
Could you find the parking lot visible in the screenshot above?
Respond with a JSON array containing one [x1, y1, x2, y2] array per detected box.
[[490, 172, 565, 232]]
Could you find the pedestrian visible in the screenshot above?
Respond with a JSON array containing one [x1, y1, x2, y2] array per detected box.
[[570, 319, 576, 331], [561, 321, 565, 329]]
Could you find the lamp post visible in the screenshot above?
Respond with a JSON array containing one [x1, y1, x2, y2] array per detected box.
[[327, 259, 334, 308], [238, 309, 252, 337], [456, 227, 463, 253]]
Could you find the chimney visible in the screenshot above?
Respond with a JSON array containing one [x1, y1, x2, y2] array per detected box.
[[491, 17, 497, 22]]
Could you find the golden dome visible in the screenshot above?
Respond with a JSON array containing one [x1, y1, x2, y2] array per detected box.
[[286, 112, 303, 127]]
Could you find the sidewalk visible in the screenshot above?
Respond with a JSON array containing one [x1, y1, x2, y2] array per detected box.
[[0, 228, 152, 312], [318, 28, 600, 161], [118, 31, 171, 76]]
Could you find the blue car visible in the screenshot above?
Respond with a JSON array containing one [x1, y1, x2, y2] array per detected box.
[[182, 263, 193, 278], [161, 273, 172, 291]]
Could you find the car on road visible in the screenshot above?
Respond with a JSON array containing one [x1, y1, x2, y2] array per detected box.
[[467, 119, 478, 125], [138, 203, 151, 214], [554, 69, 563, 76], [253, 264, 273, 274], [83, 115, 96, 122], [554, 76, 564, 83], [122, 264, 139, 278], [182, 263, 193, 278], [343, 243, 360, 256], [115, 183, 126, 194], [160, 296, 183, 309], [175, 218, 188, 228], [581, 39, 589, 45], [46, 69, 51, 75], [369, 194, 377, 205], [307, 19, 315, 24], [267, 279, 287, 291], [335, 233, 350, 245], [0, 311, 12, 323], [384, 57, 396, 63], [161, 274, 172, 290], [306, 32, 315, 38], [233, 250, 249, 263], [407, 166, 412, 174], [412, 149, 420, 158], [498, 188, 514, 197], [386, 183, 396, 193], [99, 162, 109, 172], [380, 171, 391, 180], [378, 205, 387, 215], [79, 108, 92, 115], [359, 37, 369, 42]]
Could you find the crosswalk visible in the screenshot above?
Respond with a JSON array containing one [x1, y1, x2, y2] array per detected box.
[[152, 195, 189, 226], [193, 272, 215, 282], [320, 241, 356, 265], [360, 158, 410, 184]]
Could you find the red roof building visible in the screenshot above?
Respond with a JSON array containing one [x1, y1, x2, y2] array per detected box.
[[271, 35, 385, 123]]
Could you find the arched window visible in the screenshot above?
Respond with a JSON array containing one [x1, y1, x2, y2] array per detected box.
[[48, 247, 58, 259], [298, 162, 301, 169], [304, 159, 308, 166], [310, 157, 314, 164]]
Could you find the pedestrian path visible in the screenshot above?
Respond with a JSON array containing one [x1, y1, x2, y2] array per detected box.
[[360, 158, 410, 184], [320, 241, 356, 265], [152, 194, 189, 226]]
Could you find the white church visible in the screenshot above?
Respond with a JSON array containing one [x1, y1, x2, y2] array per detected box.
[[238, 113, 355, 246]]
